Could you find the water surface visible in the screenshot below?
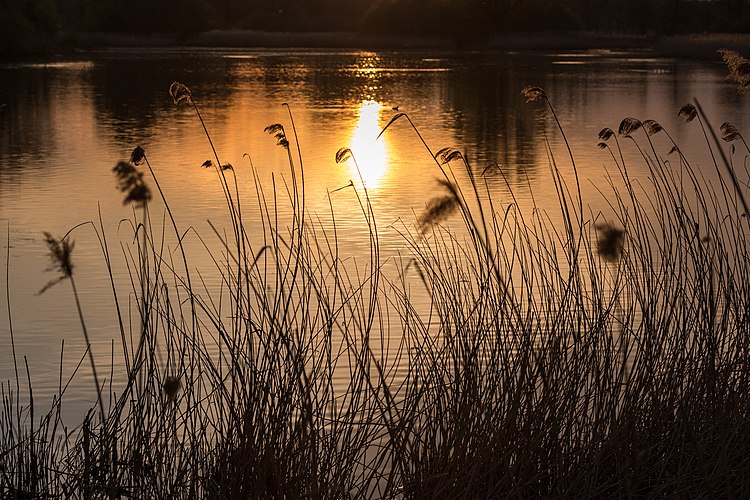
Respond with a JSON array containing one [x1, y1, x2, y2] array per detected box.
[[0, 48, 746, 420]]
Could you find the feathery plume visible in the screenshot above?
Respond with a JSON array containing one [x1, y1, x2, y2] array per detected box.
[[595, 223, 625, 263], [719, 48, 750, 93], [39, 233, 74, 294], [163, 376, 181, 402], [598, 127, 615, 141], [264, 123, 289, 149], [335, 147, 352, 164], [419, 196, 459, 233], [130, 145, 146, 166], [521, 86, 547, 103], [435, 147, 464, 165], [642, 119, 663, 136], [481, 162, 500, 176], [376, 112, 407, 141], [618, 117, 642, 137], [419, 179, 460, 234], [113, 161, 152, 207], [169, 82, 192, 105], [721, 122, 742, 142], [678, 104, 698, 123]]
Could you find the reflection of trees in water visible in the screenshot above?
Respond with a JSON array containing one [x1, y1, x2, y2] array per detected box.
[[436, 54, 542, 187], [0, 55, 252, 185], [0, 69, 69, 180], [241, 53, 394, 106], [8, 52, 746, 194], [87, 55, 239, 145], [227, 52, 544, 189]]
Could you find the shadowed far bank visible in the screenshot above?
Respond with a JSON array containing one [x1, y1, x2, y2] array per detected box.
[[165, 31, 750, 59], [8, 29, 750, 60], [7, 0, 750, 56]]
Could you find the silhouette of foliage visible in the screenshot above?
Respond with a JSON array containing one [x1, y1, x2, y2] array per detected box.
[[4, 0, 750, 54]]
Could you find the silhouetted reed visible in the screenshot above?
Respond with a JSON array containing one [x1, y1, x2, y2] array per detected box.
[[39, 232, 106, 426], [595, 223, 625, 262], [719, 48, 750, 93], [113, 160, 152, 207], [418, 179, 460, 235], [4, 76, 750, 499]]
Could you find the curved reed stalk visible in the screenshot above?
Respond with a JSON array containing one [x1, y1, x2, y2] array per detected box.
[[4, 84, 750, 499]]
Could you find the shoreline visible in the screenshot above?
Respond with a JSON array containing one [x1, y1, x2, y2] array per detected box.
[[50, 30, 750, 60]]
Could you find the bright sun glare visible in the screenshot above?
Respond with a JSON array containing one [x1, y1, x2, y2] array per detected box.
[[349, 100, 388, 189]]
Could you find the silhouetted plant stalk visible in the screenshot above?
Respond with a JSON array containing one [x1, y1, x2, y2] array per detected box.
[[522, 85, 588, 317], [171, 81, 245, 278], [522, 85, 583, 224], [7, 76, 750, 498], [39, 233, 106, 421], [692, 99, 750, 219], [377, 115, 508, 307], [5, 225, 21, 449], [113, 156, 154, 381], [130, 145, 197, 345]]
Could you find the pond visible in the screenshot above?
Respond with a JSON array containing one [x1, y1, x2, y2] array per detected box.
[[0, 47, 747, 421]]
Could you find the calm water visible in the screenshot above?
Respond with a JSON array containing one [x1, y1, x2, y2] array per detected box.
[[1, 48, 747, 420]]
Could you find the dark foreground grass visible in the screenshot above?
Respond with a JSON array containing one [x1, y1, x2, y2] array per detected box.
[[3, 79, 750, 499]]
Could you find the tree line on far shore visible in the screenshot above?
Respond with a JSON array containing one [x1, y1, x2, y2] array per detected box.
[[2, 0, 749, 53]]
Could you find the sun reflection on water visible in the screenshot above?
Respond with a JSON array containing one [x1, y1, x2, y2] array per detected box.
[[349, 100, 388, 189]]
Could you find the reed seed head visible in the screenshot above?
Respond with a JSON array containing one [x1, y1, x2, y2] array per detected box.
[[130, 145, 146, 166], [220, 163, 233, 171], [264, 123, 289, 149], [595, 223, 624, 263], [721, 122, 742, 142], [436, 178, 460, 199], [419, 195, 459, 233], [44, 232, 74, 278], [435, 147, 464, 165], [481, 162, 500, 175], [39, 232, 74, 294], [419, 179, 460, 234], [201, 160, 214, 168], [163, 376, 181, 402], [678, 104, 698, 123], [521, 86, 547, 103], [377, 112, 406, 141], [618, 117, 642, 137], [598, 127, 615, 141], [113, 161, 152, 207], [335, 147, 352, 164], [169, 82, 192, 105], [719, 48, 750, 93], [642, 119, 663, 136]]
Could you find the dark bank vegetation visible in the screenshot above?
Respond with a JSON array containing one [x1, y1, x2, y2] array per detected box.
[[4, 55, 750, 496], [4, 0, 750, 55]]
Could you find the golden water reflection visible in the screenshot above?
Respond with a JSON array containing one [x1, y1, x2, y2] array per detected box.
[[349, 100, 388, 189]]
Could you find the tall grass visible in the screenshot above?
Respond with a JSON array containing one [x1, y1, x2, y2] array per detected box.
[[3, 79, 750, 498]]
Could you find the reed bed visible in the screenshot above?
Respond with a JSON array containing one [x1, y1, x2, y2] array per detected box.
[[3, 79, 750, 499]]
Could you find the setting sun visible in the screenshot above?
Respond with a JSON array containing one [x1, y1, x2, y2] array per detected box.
[[5, 0, 750, 496], [349, 100, 389, 189]]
